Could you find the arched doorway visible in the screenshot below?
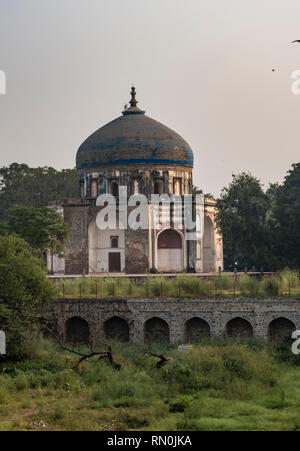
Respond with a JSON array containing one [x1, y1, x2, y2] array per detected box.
[[110, 181, 119, 197], [104, 316, 129, 342], [144, 317, 170, 344], [203, 215, 215, 272], [154, 180, 163, 195], [66, 316, 89, 345], [226, 317, 253, 338], [268, 317, 295, 346], [184, 318, 211, 343], [157, 229, 183, 272]]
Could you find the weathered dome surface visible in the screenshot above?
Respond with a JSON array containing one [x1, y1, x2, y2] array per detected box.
[[76, 90, 194, 169]]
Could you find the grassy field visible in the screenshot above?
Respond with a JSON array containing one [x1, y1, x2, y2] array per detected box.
[[54, 270, 300, 299], [0, 338, 300, 431]]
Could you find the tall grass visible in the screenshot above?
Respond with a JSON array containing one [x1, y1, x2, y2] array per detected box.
[[1, 337, 300, 430], [261, 276, 281, 297], [280, 269, 299, 294], [55, 272, 300, 299], [239, 275, 260, 297]]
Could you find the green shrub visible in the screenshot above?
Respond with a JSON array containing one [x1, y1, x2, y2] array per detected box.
[[261, 276, 282, 297], [146, 277, 163, 297], [158, 344, 276, 396], [239, 275, 260, 297], [14, 373, 28, 391], [177, 276, 199, 297], [280, 269, 299, 290], [116, 410, 150, 429], [0, 387, 10, 404], [198, 279, 214, 297], [215, 275, 232, 291], [168, 395, 192, 412]]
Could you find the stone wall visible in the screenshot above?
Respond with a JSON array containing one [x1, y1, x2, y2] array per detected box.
[[49, 298, 300, 345], [64, 205, 89, 275]]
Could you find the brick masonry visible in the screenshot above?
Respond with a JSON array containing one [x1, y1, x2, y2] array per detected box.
[[49, 298, 300, 344]]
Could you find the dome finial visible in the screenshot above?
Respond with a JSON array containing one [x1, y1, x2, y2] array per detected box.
[[130, 86, 138, 108], [122, 87, 145, 115]]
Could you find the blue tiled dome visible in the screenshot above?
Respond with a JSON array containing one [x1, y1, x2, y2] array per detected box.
[[76, 89, 194, 169]]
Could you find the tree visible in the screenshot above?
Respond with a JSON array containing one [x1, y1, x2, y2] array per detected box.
[[0, 163, 77, 221], [216, 173, 270, 270], [0, 221, 10, 235], [269, 163, 300, 269], [8, 206, 71, 259], [192, 185, 215, 200], [0, 234, 57, 360]]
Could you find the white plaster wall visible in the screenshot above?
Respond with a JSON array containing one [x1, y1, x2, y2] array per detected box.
[[88, 220, 125, 273], [47, 253, 65, 274], [157, 249, 183, 272], [46, 205, 65, 274], [155, 229, 185, 272]]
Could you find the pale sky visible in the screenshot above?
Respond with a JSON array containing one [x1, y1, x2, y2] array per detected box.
[[1, 0, 300, 196]]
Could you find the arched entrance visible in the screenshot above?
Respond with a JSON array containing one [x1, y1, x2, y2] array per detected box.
[[104, 316, 129, 342], [184, 318, 211, 343], [154, 180, 163, 195], [157, 229, 183, 272], [268, 317, 295, 346], [144, 317, 170, 344], [226, 317, 253, 338], [66, 316, 89, 345], [110, 181, 119, 197], [203, 215, 215, 273]]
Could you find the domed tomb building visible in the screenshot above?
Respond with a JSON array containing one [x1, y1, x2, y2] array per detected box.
[[61, 88, 223, 274]]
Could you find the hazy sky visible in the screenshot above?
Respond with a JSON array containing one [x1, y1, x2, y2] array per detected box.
[[1, 0, 300, 196]]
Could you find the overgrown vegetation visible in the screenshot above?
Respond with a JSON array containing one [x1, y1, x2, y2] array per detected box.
[[55, 270, 300, 299], [0, 163, 77, 221], [216, 163, 300, 271], [0, 337, 300, 431], [0, 235, 57, 360], [6, 206, 71, 259]]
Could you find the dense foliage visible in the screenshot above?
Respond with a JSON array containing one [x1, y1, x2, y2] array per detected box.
[[216, 164, 300, 271], [216, 173, 269, 270], [0, 235, 56, 360], [0, 338, 299, 431], [269, 163, 300, 269], [0, 163, 77, 221], [8, 206, 71, 258]]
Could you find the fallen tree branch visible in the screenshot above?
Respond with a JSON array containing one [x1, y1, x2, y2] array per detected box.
[[44, 324, 121, 370], [104, 346, 121, 371], [148, 352, 172, 369], [74, 351, 108, 369], [44, 324, 87, 357]]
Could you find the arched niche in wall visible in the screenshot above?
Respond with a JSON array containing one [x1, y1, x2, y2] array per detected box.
[[66, 316, 89, 345], [157, 229, 183, 272]]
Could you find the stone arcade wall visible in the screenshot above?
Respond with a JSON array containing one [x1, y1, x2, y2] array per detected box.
[[49, 298, 300, 345]]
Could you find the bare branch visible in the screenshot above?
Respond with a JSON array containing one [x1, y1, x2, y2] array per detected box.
[[44, 324, 86, 357], [148, 352, 172, 369], [44, 324, 121, 370]]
